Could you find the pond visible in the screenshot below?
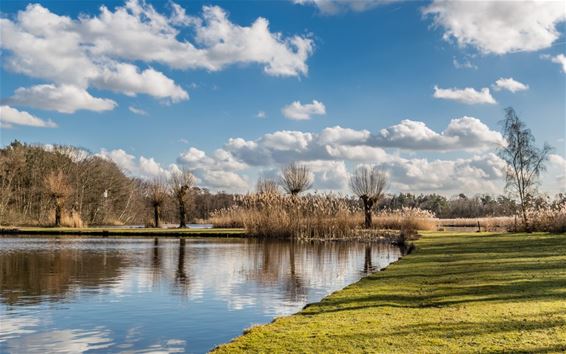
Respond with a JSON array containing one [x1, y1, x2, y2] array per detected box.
[[0, 237, 404, 353]]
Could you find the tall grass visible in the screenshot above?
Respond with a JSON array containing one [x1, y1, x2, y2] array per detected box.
[[209, 194, 437, 239], [438, 217, 514, 231], [518, 203, 566, 233]]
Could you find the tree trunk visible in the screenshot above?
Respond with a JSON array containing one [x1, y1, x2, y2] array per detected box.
[[54, 203, 62, 227], [363, 197, 373, 229], [178, 201, 186, 228], [153, 205, 160, 228]]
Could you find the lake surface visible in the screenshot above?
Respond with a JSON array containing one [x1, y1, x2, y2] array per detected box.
[[0, 237, 403, 353]]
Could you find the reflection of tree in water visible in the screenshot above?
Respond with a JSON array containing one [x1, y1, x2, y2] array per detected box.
[[0, 241, 126, 306], [151, 238, 161, 286], [363, 244, 373, 273], [174, 238, 191, 296]]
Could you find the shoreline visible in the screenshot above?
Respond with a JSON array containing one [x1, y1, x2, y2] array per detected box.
[[212, 231, 566, 353], [0, 226, 248, 238]]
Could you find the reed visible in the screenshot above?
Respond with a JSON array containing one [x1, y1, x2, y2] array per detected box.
[[209, 194, 438, 239]]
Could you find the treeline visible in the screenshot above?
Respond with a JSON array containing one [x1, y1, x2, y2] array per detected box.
[[0, 141, 235, 226], [0, 140, 558, 227], [377, 193, 518, 219]]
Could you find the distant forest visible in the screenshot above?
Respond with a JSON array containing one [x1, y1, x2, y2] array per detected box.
[[0, 140, 558, 227]]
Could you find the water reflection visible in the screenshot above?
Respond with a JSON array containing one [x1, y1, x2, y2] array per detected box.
[[0, 237, 403, 353]]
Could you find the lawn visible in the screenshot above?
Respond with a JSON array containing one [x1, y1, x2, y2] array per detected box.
[[213, 232, 566, 353]]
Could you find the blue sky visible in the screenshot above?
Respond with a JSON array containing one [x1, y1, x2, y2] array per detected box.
[[1, 0, 565, 195]]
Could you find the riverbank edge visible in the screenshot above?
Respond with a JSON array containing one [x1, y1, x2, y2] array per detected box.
[[0, 227, 248, 237], [211, 231, 566, 353], [212, 233, 415, 352]]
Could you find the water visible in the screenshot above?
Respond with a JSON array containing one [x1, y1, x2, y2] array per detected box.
[[0, 237, 403, 353]]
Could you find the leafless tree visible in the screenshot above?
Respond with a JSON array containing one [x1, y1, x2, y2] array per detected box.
[[280, 163, 313, 195], [170, 169, 196, 228], [350, 166, 388, 228], [498, 107, 552, 229], [146, 178, 169, 228], [256, 177, 280, 194], [44, 170, 73, 227]]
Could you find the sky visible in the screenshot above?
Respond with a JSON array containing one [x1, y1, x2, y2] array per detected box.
[[0, 0, 565, 196]]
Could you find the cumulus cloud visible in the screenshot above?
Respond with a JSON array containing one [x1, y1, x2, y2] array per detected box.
[[423, 1, 566, 54], [282, 100, 326, 120], [293, 0, 400, 14], [0, 105, 57, 128], [492, 78, 529, 93], [433, 85, 496, 105], [94, 119, 564, 194], [4, 84, 117, 113], [372, 117, 504, 151], [0, 1, 313, 112], [97, 148, 177, 179], [543, 54, 566, 73]]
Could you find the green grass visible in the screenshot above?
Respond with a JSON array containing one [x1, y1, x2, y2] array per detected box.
[[213, 232, 566, 353], [0, 226, 246, 237]]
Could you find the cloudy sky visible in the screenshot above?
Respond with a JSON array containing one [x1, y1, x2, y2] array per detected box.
[[1, 0, 565, 195]]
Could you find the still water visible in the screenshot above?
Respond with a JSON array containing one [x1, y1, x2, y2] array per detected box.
[[0, 237, 403, 353]]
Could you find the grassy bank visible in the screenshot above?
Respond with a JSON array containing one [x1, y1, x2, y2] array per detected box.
[[214, 232, 566, 353], [0, 227, 246, 237]]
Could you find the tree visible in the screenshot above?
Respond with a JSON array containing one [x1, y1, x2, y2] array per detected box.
[[146, 178, 168, 228], [350, 166, 388, 228], [44, 170, 72, 227], [498, 107, 552, 229], [256, 177, 280, 194], [280, 163, 313, 195], [170, 169, 195, 228]]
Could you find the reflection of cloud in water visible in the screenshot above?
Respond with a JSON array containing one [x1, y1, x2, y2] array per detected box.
[[2, 327, 113, 353], [1, 323, 186, 354], [0, 315, 40, 342], [1, 238, 402, 353]]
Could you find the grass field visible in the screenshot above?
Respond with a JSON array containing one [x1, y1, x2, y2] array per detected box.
[[213, 232, 566, 353], [0, 227, 247, 237]]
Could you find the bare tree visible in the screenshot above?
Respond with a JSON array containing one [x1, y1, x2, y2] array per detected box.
[[350, 166, 388, 228], [256, 177, 280, 195], [44, 170, 72, 227], [170, 169, 196, 228], [280, 163, 313, 195], [498, 107, 552, 229], [146, 178, 169, 228]]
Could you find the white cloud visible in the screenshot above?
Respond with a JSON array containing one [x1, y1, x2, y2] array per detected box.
[[492, 78, 529, 93], [319, 126, 370, 145], [372, 117, 504, 151], [91, 62, 188, 102], [95, 121, 563, 194], [543, 54, 566, 73], [256, 111, 267, 118], [423, 1, 566, 55], [453, 57, 477, 70], [0, 105, 57, 128], [293, 0, 400, 14], [79, 1, 313, 76], [282, 100, 326, 120], [0, 1, 313, 112], [548, 154, 566, 188], [97, 148, 175, 179], [433, 85, 496, 105], [128, 106, 147, 116], [5, 84, 117, 113]]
